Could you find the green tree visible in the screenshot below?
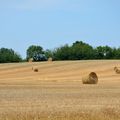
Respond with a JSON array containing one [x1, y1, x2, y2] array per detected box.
[[26, 45, 44, 60], [44, 49, 54, 59], [0, 48, 22, 63], [113, 48, 120, 59], [52, 41, 94, 60], [70, 41, 94, 60], [94, 46, 113, 59], [53, 44, 71, 60]]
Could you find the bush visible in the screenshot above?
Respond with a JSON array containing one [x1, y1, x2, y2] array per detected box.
[[0, 48, 22, 63]]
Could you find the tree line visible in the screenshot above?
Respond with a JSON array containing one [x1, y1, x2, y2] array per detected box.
[[27, 41, 120, 61], [0, 48, 22, 63], [0, 41, 120, 63]]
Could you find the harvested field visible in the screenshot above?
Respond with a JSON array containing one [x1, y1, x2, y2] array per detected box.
[[0, 60, 120, 120]]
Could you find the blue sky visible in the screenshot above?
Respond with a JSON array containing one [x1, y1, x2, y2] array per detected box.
[[0, 0, 120, 58]]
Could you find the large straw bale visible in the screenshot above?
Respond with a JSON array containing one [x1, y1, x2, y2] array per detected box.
[[114, 67, 120, 74], [82, 72, 98, 84]]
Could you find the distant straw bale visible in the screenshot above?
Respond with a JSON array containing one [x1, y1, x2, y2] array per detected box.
[[32, 66, 38, 72], [48, 57, 53, 62], [114, 66, 117, 71], [29, 58, 33, 62], [114, 67, 120, 74], [82, 72, 98, 84]]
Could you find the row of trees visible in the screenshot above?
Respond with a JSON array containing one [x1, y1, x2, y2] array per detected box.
[[52, 41, 120, 60], [1, 41, 120, 63], [46, 42, 119, 60], [0, 48, 22, 63], [27, 41, 120, 61]]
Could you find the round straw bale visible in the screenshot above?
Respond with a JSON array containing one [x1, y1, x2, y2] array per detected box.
[[29, 58, 33, 62], [48, 57, 53, 62], [115, 67, 120, 74], [34, 68, 38, 72], [82, 72, 98, 84], [32, 67, 38, 72], [114, 66, 117, 71]]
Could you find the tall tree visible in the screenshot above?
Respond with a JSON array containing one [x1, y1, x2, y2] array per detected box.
[[53, 44, 71, 60], [94, 46, 113, 59], [70, 41, 94, 60], [26, 45, 44, 60]]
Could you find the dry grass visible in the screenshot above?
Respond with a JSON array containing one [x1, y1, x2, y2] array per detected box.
[[0, 60, 120, 119], [0, 108, 120, 120]]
